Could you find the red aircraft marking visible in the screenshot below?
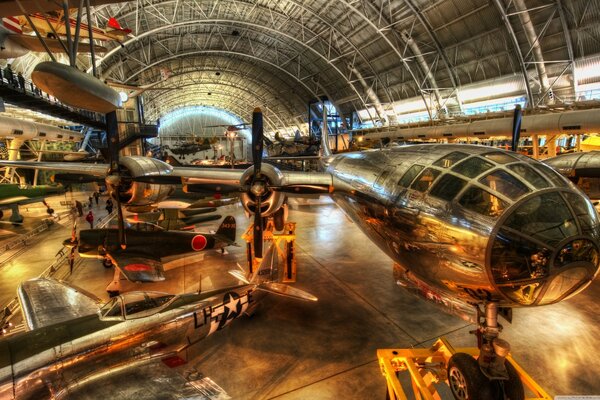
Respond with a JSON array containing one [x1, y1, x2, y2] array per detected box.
[[123, 264, 153, 271], [191, 235, 207, 251]]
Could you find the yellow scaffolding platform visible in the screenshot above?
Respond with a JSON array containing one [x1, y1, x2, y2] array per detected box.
[[378, 337, 551, 400], [241, 220, 297, 282]]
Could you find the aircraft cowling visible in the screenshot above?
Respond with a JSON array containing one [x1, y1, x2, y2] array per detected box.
[[240, 163, 285, 217], [111, 156, 176, 206]]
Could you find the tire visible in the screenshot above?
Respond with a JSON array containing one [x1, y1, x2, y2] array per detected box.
[[447, 353, 495, 400], [102, 258, 113, 268], [107, 290, 119, 298]]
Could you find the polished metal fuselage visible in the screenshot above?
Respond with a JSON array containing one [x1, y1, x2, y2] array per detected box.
[[0, 285, 254, 399], [324, 144, 600, 316]]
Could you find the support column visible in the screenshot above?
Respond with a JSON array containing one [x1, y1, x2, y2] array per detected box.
[[33, 139, 46, 186], [4, 139, 23, 182], [532, 134, 539, 159]]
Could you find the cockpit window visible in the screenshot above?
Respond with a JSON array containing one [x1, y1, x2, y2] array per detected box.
[[452, 157, 494, 178], [459, 186, 508, 218], [433, 152, 469, 168], [398, 165, 424, 187], [429, 174, 467, 201], [562, 192, 600, 237], [479, 170, 530, 200], [504, 192, 577, 247], [507, 164, 549, 189], [411, 168, 441, 192], [122, 292, 175, 318], [483, 152, 518, 164], [531, 163, 571, 188], [100, 298, 123, 318]]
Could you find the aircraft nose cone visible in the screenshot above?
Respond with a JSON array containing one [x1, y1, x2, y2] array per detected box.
[[489, 190, 600, 306]]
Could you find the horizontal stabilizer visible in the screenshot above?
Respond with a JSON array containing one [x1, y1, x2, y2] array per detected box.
[[228, 270, 250, 284], [18, 278, 101, 331], [258, 282, 318, 302]]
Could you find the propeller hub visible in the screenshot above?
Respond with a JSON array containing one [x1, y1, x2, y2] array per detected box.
[[251, 181, 266, 197]]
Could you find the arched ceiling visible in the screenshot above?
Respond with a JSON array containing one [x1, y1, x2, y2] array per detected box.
[[65, 0, 600, 127]]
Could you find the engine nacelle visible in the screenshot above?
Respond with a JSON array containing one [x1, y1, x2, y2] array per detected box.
[[240, 163, 285, 217], [113, 156, 176, 206]]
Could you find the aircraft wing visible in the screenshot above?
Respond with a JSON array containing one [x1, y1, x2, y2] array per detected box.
[[10, 34, 109, 54], [108, 252, 166, 282], [64, 358, 231, 399], [18, 278, 102, 331], [0, 160, 109, 177]]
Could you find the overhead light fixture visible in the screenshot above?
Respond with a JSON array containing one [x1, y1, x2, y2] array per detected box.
[[119, 91, 129, 103]]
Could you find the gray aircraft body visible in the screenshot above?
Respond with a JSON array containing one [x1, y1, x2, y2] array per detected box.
[[0, 246, 315, 399], [0, 280, 255, 399]]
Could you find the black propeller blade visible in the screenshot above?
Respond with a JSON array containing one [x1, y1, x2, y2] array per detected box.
[[511, 104, 522, 152], [252, 108, 264, 258], [106, 111, 126, 249]]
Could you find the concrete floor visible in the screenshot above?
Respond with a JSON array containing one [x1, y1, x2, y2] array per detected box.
[[2, 196, 600, 398]]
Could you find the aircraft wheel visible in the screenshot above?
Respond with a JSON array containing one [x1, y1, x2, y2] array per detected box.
[[102, 258, 113, 268], [447, 353, 495, 400], [491, 360, 525, 400], [107, 290, 120, 298]]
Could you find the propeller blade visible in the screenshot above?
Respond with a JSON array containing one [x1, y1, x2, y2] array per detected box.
[[254, 196, 263, 258], [252, 108, 263, 177], [511, 104, 522, 152], [271, 184, 331, 195], [116, 195, 126, 249]]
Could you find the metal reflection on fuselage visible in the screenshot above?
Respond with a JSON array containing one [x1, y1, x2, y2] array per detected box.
[[325, 144, 600, 315]]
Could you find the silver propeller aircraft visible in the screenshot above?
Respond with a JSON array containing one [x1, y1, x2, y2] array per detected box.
[[0, 245, 316, 399], [2, 62, 599, 399]]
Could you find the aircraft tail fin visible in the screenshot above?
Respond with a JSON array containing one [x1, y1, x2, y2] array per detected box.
[[228, 242, 317, 302], [216, 216, 236, 243]]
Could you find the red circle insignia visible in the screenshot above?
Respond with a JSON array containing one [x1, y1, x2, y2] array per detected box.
[[191, 235, 207, 251]]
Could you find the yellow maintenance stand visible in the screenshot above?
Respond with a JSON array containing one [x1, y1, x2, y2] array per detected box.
[[242, 218, 297, 282], [378, 337, 551, 400]]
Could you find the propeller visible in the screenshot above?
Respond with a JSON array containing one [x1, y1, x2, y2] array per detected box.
[[106, 111, 126, 249], [251, 108, 264, 258], [511, 104, 522, 152]]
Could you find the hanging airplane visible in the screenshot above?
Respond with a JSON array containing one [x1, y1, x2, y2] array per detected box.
[[0, 245, 316, 399], [17, 13, 131, 43], [4, 62, 599, 399], [0, 16, 107, 59]]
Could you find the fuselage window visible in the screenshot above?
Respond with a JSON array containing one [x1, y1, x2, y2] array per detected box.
[[398, 164, 424, 188], [479, 169, 530, 200], [459, 186, 508, 218], [429, 174, 468, 201], [507, 164, 549, 189], [411, 168, 441, 192], [452, 157, 494, 178], [483, 152, 518, 164], [433, 152, 469, 168]]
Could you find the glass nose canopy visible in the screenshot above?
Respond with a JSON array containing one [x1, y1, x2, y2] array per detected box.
[[490, 191, 600, 306]]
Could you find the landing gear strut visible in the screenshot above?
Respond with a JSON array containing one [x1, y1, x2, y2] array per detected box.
[[378, 302, 547, 400]]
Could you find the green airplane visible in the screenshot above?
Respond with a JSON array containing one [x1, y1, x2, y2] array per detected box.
[[0, 183, 64, 223]]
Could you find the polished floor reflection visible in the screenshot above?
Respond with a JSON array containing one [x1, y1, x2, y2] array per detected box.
[[3, 197, 600, 398]]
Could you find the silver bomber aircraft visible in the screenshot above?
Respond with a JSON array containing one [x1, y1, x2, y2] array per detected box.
[[2, 108, 599, 398], [0, 246, 316, 399]]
